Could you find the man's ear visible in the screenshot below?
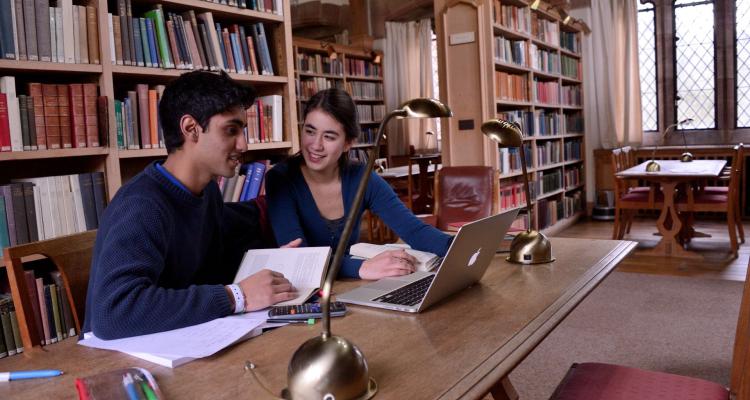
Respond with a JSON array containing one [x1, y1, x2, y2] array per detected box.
[[180, 115, 201, 143]]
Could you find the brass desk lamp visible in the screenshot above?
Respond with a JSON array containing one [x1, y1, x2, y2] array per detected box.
[[481, 119, 554, 264], [282, 98, 453, 400], [646, 118, 694, 172]]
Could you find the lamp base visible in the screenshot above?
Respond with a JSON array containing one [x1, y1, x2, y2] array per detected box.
[[284, 335, 377, 400], [645, 160, 661, 172], [680, 152, 694, 162], [506, 230, 555, 264]]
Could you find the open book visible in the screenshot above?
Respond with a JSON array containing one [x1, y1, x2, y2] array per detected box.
[[234, 247, 332, 306], [349, 243, 441, 272]]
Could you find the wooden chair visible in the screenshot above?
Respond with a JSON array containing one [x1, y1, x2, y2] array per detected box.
[[428, 166, 498, 231], [676, 145, 743, 257], [611, 147, 663, 239], [549, 257, 750, 400], [3, 230, 97, 349], [699, 144, 745, 244]]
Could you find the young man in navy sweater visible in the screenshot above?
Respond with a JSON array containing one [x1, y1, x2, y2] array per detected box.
[[83, 71, 299, 340]]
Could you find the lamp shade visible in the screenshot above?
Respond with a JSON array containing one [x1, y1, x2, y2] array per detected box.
[[480, 119, 523, 148], [399, 98, 453, 119]]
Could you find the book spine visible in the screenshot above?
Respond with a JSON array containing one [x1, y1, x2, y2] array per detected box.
[[148, 89, 157, 148], [0, 0, 17, 59], [112, 14, 122, 64], [139, 18, 151, 67], [22, 0, 37, 61], [114, 99, 123, 148], [23, 270, 44, 346], [54, 7, 63, 63], [9, 183, 28, 244], [41, 84, 60, 149], [135, 84, 150, 148], [198, 22, 216, 70], [34, 0, 51, 61], [91, 171, 106, 223], [35, 278, 50, 345], [21, 181, 38, 242], [0, 311, 7, 358], [145, 8, 172, 68], [72, 5, 80, 62], [69, 83, 86, 148], [18, 95, 30, 150], [119, 15, 130, 65], [13, 0, 26, 61], [57, 84, 72, 148], [0, 300, 17, 356], [184, 11, 207, 68], [27, 83, 46, 149], [165, 19, 182, 69], [77, 172, 97, 229], [0, 197, 9, 248], [83, 83, 98, 147], [76, 5, 88, 63], [144, 18, 158, 68], [0, 94, 11, 151], [96, 95, 108, 147], [131, 17, 144, 66], [85, 6, 99, 63], [1, 186, 17, 246], [61, 0, 75, 63], [9, 308, 23, 353], [43, 285, 57, 343], [48, 284, 63, 341]]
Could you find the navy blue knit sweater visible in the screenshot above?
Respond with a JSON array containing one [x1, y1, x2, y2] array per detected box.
[[83, 162, 263, 339], [266, 158, 452, 278]]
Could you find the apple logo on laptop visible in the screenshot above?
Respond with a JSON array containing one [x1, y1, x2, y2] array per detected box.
[[467, 248, 482, 267]]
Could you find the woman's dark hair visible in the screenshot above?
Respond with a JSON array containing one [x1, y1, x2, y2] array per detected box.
[[159, 71, 256, 153], [301, 88, 361, 169]]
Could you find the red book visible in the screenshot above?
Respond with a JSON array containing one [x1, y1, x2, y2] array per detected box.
[[0, 94, 11, 151], [27, 83, 47, 150], [57, 85, 73, 148], [136, 84, 151, 149], [69, 84, 87, 148], [83, 84, 99, 147], [42, 84, 61, 149]]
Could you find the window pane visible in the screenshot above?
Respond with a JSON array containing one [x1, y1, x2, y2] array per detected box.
[[638, 6, 657, 131], [737, 0, 750, 127], [674, 1, 716, 129]]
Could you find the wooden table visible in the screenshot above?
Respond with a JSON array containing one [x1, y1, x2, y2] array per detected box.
[[616, 159, 726, 257], [0, 238, 635, 400]]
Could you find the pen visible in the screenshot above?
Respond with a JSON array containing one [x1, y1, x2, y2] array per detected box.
[[122, 374, 141, 400], [133, 373, 158, 400], [266, 318, 316, 325], [0, 370, 64, 381]]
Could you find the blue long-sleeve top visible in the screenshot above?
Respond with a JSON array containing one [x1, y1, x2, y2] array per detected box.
[[83, 162, 264, 340], [265, 158, 452, 278]]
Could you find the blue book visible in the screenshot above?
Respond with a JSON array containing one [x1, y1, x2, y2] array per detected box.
[[145, 19, 159, 68], [229, 33, 244, 73], [216, 23, 228, 72], [238, 163, 254, 201], [238, 25, 251, 70], [245, 162, 266, 201], [139, 18, 152, 67], [131, 18, 144, 67]]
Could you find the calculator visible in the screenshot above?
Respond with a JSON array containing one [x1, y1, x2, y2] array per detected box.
[[268, 302, 347, 320]]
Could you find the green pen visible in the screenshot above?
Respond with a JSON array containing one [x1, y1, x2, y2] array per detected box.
[[133, 374, 158, 400]]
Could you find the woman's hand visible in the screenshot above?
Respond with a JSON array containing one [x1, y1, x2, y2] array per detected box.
[[358, 249, 418, 280]]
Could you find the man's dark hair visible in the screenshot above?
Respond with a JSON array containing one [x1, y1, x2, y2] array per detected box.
[[159, 71, 256, 153], [302, 88, 361, 169]]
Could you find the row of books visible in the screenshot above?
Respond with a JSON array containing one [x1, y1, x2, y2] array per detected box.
[[0, 173, 106, 248], [533, 170, 563, 197], [297, 53, 343, 76], [537, 191, 583, 229], [497, 109, 566, 137], [498, 144, 532, 174], [536, 140, 562, 166], [494, 36, 527, 66], [217, 161, 267, 202], [532, 79, 560, 105], [115, 84, 165, 150], [560, 85, 582, 106], [358, 127, 377, 145], [495, 71, 529, 102], [204, 0, 282, 14], [20, 266, 78, 348], [531, 13, 559, 46], [564, 140, 582, 161], [108, 2, 274, 75], [561, 55, 581, 79], [566, 112, 583, 132], [356, 104, 385, 123], [298, 77, 343, 99], [530, 44, 560, 74], [498, 181, 527, 211], [560, 31, 581, 54], [564, 166, 582, 188], [493, 1, 530, 33], [0, 0, 100, 64], [345, 58, 382, 79], [0, 77, 105, 152], [0, 294, 22, 358], [346, 81, 384, 101]]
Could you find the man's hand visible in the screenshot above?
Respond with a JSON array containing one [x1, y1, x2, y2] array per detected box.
[[281, 238, 303, 248], [359, 249, 418, 280], [238, 269, 298, 311]]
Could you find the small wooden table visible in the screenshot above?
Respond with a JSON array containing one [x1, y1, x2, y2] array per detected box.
[[616, 159, 726, 257], [0, 238, 635, 400]]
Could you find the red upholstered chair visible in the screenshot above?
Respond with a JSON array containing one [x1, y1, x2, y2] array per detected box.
[[549, 257, 750, 400], [611, 147, 663, 239], [431, 166, 497, 232]]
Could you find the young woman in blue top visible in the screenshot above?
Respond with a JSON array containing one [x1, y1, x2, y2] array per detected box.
[[266, 88, 452, 280]]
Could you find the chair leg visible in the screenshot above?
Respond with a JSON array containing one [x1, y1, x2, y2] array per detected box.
[[625, 210, 634, 234], [728, 210, 739, 257], [735, 201, 745, 244], [612, 208, 621, 240]]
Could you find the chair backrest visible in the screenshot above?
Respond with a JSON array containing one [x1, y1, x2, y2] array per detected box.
[[3, 230, 97, 349], [433, 166, 497, 231], [731, 255, 750, 399], [251, 195, 278, 248], [622, 146, 637, 168]]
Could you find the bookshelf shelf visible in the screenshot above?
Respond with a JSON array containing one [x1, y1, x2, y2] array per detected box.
[[0, 148, 110, 161], [352, 143, 375, 149], [111, 66, 289, 85], [117, 148, 168, 159], [438, 0, 587, 233], [248, 141, 293, 150], [0, 60, 103, 74], [297, 72, 344, 79], [344, 75, 383, 82], [136, 0, 284, 22]]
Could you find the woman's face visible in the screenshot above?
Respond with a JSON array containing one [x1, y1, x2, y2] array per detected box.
[[300, 109, 352, 174]]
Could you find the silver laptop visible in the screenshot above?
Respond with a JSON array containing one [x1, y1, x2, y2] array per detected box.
[[337, 209, 519, 313]]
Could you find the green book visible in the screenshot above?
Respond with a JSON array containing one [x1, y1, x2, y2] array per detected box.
[[9, 309, 23, 353], [139, 18, 152, 67], [0, 311, 7, 358], [49, 284, 63, 342], [115, 100, 124, 149], [0, 298, 16, 356], [0, 196, 9, 249], [144, 6, 173, 69]]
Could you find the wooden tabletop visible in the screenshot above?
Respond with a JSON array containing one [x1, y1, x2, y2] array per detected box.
[[616, 159, 726, 178], [0, 238, 635, 400]]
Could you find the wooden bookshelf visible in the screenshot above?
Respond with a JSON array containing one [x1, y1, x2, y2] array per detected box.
[[292, 37, 385, 151], [436, 0, 587, 233]]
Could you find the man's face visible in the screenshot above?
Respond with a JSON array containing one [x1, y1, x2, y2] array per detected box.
[[192, 107, 248, 178]]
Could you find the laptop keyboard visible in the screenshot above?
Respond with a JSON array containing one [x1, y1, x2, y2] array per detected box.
[[373, 275, 435, 306]]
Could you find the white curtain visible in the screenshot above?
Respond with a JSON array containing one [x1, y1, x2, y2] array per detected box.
[[384, 19, 436, 156], [571, 1, 641, 203]]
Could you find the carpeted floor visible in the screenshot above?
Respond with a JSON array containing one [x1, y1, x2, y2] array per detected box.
[[507, 271, 743, 400]]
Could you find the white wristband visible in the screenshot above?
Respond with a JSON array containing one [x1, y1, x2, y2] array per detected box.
[[227, 284, 245, 314]]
